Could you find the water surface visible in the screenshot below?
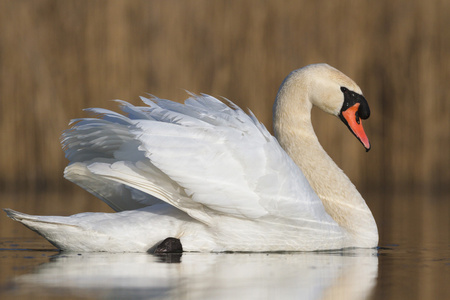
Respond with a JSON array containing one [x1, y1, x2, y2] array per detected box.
[[1, 191, 449, 299], [0, 238, 448, 299], [1, 239, 379, 299]]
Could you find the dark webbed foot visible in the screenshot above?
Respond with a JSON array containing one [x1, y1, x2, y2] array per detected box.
[[154, 237, 183, 254]]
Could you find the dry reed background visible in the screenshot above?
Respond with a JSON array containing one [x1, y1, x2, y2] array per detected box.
[[1, 0, 449, 193], [0, 3, 448, 207], [0, 1, 449, 298]]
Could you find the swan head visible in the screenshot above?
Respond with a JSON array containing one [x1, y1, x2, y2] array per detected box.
[[276, 64, 371, 151]]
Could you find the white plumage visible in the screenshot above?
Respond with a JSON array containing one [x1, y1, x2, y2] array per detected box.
[[4, 64, 378, 252]]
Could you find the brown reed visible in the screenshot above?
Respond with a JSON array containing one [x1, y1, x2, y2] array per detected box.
[[0, 0, 449, 194]]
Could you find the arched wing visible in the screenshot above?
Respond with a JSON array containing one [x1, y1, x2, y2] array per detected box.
[[63, 95, 337, 228]]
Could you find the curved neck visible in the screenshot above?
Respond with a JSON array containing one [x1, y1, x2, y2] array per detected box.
[[273, 78, 378, 247]]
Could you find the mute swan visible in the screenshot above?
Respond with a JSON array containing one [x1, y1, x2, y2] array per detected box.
[[4, 64, 378, 252]]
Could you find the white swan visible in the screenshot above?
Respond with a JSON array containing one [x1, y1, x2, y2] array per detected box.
[[4, 64, 378, 252]]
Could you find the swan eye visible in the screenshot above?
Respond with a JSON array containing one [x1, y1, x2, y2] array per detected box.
[[341, 87, 357, 98]]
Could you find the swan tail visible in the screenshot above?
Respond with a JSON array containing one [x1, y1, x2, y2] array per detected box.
[[4, 208, 79, 229], [3, 208, 87, 250], [3, 208, 147, 252], [4, 208, 42, 223]]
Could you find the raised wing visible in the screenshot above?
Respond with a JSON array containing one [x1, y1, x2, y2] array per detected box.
[[63, 94, 336, 228]]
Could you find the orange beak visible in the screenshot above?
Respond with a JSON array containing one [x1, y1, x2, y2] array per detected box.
[[341, 103, 371, 151]]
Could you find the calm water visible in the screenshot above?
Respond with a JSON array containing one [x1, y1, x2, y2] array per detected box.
[[0, 191, 449, 299]]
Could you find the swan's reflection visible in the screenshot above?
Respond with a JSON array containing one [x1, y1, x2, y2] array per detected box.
[[16, 249, 378, 300]]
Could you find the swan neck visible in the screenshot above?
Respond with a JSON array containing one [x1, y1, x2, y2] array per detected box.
[[273, 76, 378, 247]]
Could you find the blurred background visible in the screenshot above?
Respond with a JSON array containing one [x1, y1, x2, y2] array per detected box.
[[1, 0, 449, 229], [1, 1, 449, 225], [0, 1, 449, 297]]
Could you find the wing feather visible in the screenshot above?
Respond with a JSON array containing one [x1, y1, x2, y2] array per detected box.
[[62, 94, 337, 228]]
